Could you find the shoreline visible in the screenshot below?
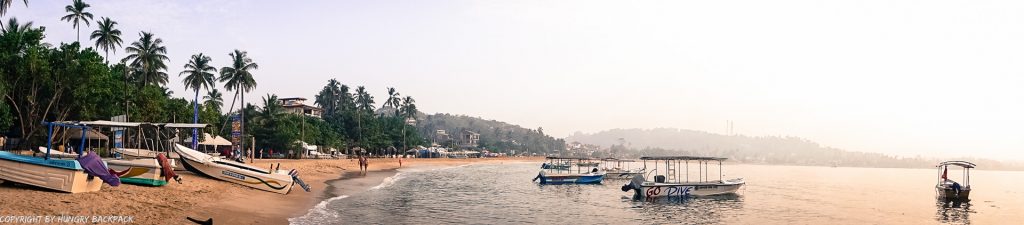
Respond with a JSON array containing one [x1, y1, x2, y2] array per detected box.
[[0, 157, 544, 225]]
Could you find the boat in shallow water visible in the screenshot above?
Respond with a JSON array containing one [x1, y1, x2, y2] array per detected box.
[[174, 144, 309, 194], [534, 157, 605, 185], [622, 156, 744, 200], [936, 161, 974, 204], [601, 158, 645, 179], [0, 122, 118, 193]]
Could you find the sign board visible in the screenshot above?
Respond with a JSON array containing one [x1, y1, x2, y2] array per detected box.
[[231, 114, 241, 153], [113, 130, 124, 149]]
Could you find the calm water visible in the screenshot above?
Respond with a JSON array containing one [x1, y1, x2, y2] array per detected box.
[[290, 163, 1024, 224]]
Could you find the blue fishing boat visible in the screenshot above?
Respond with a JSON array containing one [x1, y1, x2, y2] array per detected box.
[[533, 157, 605, 185], [0, 122, 119, 193]]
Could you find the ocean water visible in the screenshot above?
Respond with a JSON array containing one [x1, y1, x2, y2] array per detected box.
[[290, 162, 1024, 225]]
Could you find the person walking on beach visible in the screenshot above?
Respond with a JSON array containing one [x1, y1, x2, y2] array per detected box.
[[358, 155, 368, 175]]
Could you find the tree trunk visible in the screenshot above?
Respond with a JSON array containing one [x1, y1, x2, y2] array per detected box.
[[240, 89, 245, 162], [192, 89, 199, 149]]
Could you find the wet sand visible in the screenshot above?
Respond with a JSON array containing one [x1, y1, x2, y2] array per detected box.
[[0, 157, 543, 225]]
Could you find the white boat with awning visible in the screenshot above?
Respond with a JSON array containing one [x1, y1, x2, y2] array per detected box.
[[622, 156, 744, 200]]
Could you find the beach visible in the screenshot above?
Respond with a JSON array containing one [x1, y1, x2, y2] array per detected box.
[[0, 157, 543, 225]]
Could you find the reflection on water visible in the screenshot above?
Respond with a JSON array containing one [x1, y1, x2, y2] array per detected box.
[[291, 163, 1024, 225], [632, 194, 744, 224], [936, 201, 973, 225]]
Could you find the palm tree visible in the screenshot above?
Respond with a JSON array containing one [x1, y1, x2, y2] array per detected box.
[[89, 17, 121, 62], [358, 86, 378, 113], [60, 0, 93, 42], [354, 86, 374, 146], [314, 79, 341, 116], [204, 89, 223, 111], [399, 95, 417, 155], [383, 87, 401, 116], [122, 32, 169, 87], [219, 49, 258, 158], [1, 17, 32, 42], [401, 96, 417, 119], [0, 0, 27, 17], [180, 53, 216, 149]]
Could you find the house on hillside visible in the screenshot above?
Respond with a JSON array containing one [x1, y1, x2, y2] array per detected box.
[[458, 130, 480, 148], [279, 97, 323, 118]]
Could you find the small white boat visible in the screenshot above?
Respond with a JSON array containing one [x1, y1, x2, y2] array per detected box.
[[601, 158, 645, 179], [107, 157, 178, 186], [173, 144, 308, 194], [622, 156, 744, 200], [936, 161, 974, 203]]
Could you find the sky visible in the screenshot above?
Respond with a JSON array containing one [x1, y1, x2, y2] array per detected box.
[[5, 0, 1024, 160]]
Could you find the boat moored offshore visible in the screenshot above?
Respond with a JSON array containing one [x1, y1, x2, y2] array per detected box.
[[622, 156, 744, 200]]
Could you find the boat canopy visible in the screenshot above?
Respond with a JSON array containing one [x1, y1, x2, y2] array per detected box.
[[545, 156, 593, 160], [76, 120, 143, 127], [162, 123, 208, 128], [937, 161, 976, 168], [640, 156, 728, 161], [601, 158, 636, 162]]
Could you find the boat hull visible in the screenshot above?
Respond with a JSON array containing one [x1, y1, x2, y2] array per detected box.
[[605, 172, 644, 179], [174, 144, 294, 194], [537, 173, 605, 185], [106, 159, 167, 186], [113, 148, 181, 170], [936, 186, 971, 201], [0, 151, 103, 193], [626, 178, 745, 200]]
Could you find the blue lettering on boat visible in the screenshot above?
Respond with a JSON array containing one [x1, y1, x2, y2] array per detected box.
[[222, 170, 245, 180]]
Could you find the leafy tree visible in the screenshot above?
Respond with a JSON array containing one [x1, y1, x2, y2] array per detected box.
[[89, 17, 121, 62], [122, 31, 169, 87], [383, 87, 400, 116], [60, 0, 92, 42], [219, 49, 258, 152], [0, 21, 115, 147], [180, 53, 216, 147], [0, 0, 27, 17], [203, 88, 223, 111]]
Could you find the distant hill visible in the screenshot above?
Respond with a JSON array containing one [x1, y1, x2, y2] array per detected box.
[[566, 128, 1024, 170], [415, 113, 565, 154]]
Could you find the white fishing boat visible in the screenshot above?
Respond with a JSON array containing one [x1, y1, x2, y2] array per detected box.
[[91, 122, 204, 171], [936, 161, 974, 203], [107, 157, 178, 186], [0, 122, 117, 193], [173, 144, 309, 194], [601, 158, 645, 179], [622, 156, 744, 200]]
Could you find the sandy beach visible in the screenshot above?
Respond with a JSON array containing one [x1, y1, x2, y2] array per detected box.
[[0, 157, 543, 224]]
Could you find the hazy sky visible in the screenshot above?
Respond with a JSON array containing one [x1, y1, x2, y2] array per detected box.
[[6, 0, 1024, 160]]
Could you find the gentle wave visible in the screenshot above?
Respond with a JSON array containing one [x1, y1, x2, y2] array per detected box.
[[288, 195, 349, 225]]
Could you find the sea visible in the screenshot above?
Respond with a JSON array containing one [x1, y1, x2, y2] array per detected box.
[[289, 162, 1024, 224]]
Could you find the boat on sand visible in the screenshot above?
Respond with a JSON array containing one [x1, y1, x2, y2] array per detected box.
[[0, 122, 119, 193], [173, 144, 310, 194]]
